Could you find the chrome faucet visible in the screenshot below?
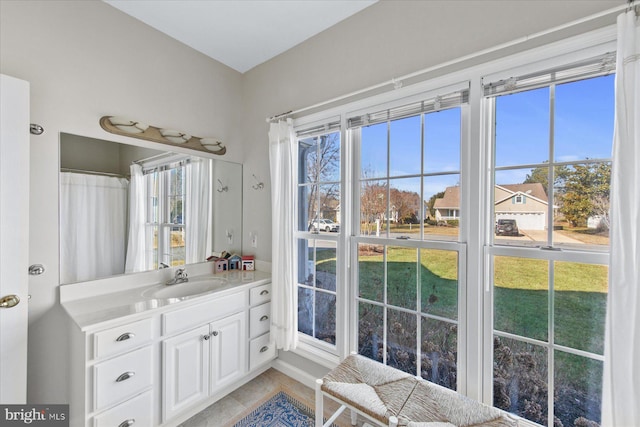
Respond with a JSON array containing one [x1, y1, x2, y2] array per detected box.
[[166, 268, 188, 285]]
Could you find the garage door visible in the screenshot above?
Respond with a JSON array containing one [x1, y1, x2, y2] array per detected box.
[[495, 212, 545, 230]]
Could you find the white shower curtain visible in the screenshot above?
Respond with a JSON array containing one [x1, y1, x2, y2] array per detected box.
[[269, 120, 298, 351], [185, 157, 211, 264], [602, 10, 640, 427], [60, 172, 128, 283], [125, 164, 146, 273]]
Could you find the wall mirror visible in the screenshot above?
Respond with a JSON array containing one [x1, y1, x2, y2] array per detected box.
[[59, 132, 242, 285]]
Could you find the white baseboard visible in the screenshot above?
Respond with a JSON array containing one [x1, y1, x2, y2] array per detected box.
[[271, 358, 318, 389]]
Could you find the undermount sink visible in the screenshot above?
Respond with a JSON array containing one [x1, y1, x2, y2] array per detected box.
[[141, 276, 227, 300]]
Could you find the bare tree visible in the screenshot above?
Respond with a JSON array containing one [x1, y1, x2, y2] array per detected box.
[[300, 133, 340, 226]]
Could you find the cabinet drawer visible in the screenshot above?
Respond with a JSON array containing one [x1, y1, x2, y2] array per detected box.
[[93, 390, 153, 427], [249, 284, 271, 306], [93, 346, 153, 412], [249, 302, 271, 339], [162, 291, 245, 336], [249, 333, 275, 371], [92, 318, 153, 360]]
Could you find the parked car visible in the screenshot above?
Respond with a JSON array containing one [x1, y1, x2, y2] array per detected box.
[[309, 218, 340, 232], [495, 219, 519, 236]]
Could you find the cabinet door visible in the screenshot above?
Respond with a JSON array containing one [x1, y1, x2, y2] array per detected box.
[[162, 325, 210, 421], [210, 312, 246, 391]]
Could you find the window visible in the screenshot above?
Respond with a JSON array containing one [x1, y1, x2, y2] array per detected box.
[[485, 56, 614, 426], [296, 125, 341, 349], [144, 162, 187, 269], [289, 28, 616, 427], [350, 89, 467, 389]]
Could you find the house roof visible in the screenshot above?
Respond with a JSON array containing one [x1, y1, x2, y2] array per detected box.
[[433, 182, 548, 209], [433, 186, 460, 209], [497, 183, 547, 202]]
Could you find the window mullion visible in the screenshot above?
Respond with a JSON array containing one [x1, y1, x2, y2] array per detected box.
[[548, 83, 556, 246]]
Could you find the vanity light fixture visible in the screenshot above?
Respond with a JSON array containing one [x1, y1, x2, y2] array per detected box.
[[107, 116, 149, 134], [199, 137, 225, 153], [99, 116, 227, 156], [251, 174, 264, 190], [159, 129, 191, 144]]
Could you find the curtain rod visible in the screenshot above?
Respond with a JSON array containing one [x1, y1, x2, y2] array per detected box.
[[61, 168, 127, 178], [133, 151, 176, 165], [266, 0, 637, 123]]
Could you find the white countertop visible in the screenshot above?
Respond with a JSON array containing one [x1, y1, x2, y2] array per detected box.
[[60, 269, 271, 331]]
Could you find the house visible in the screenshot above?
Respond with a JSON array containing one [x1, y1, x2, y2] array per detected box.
[[434, 183, 552, 230], [1, 1, 635, 426], [214, 258, 228, 273]]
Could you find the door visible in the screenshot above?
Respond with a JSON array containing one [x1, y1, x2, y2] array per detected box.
[[162, 324, 210, 421], [0, 74, 30, 404], [210, 312, 246, 391]]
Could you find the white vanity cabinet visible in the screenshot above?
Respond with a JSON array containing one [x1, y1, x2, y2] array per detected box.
[[162, 311, 246, 421], [67, 317, 157, 427], [62, 272, 274, 427], [248, 283, 276, 370]]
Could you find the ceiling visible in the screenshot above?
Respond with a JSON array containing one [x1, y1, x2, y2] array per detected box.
[[104, 0, 377, 73]]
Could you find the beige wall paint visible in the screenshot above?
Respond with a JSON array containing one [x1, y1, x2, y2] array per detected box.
[[0, 0, 243, 403]]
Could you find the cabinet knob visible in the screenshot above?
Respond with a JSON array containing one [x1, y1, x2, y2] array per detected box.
[[119, 419, 135, 427], [116, 332, 135, 342], [115, 371, 135, 382], [260, 315, 269, 322], [260, 290, 269, 296], [260, 346, 269, 353], [202, 334, 210, 341], [211, 331, 219, 337]]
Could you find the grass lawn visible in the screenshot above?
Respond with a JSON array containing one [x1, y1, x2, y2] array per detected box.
[[353, 247, 607, 403], [358, 246, 458, 319]]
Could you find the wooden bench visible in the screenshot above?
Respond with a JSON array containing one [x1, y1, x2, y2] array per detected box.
[[315, 354, 518, 427]]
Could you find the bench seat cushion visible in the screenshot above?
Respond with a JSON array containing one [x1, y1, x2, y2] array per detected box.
[[321, 354, 517, 427], [398, 380, 516, 427], [321, 354, 418, 424]]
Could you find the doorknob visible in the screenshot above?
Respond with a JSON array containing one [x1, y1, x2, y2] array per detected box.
[[0, 295, 20, 308]]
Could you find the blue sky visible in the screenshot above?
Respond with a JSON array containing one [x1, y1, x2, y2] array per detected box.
[[360, 74, 615, 201]]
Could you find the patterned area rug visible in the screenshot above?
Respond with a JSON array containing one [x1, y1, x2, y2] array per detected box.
[[234, 391, 336, 427]]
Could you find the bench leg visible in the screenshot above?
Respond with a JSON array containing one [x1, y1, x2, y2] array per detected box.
[[315, 379, 324, 427], [350, 409, 358, 425], [388, 415, 398, 427]]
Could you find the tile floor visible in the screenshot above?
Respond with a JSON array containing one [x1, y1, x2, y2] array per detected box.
[[178, 368, 366, 427]]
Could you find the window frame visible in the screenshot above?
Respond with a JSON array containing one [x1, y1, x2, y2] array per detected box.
[[293, 119, 346, 364], [482, 61, 614, 426], [288, 23, 617, 426], [144, 162, 187, 269], [347, 93, 469, 389]]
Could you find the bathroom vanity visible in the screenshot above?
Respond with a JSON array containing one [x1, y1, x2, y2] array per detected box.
[[60, 266, 274, 427]]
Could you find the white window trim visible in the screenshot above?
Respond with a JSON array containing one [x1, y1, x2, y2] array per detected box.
[[289, 23, 617, 414]]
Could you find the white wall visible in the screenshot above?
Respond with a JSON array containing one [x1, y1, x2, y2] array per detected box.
[[0, 0, 243, 403]]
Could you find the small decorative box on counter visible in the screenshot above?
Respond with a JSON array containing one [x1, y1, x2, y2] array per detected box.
[[242, 255, 255, 271]]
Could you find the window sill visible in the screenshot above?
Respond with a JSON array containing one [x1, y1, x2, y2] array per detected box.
[[292, 336, 341, 369]]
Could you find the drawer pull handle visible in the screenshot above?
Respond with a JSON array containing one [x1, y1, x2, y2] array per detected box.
[[259, 290, 269, 296], [119, 419, 135, 427], [116, 371, 135, 382], [260, 346, 269, 353], [260, 315, 269, 322], [116, 332, 135, 342]]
